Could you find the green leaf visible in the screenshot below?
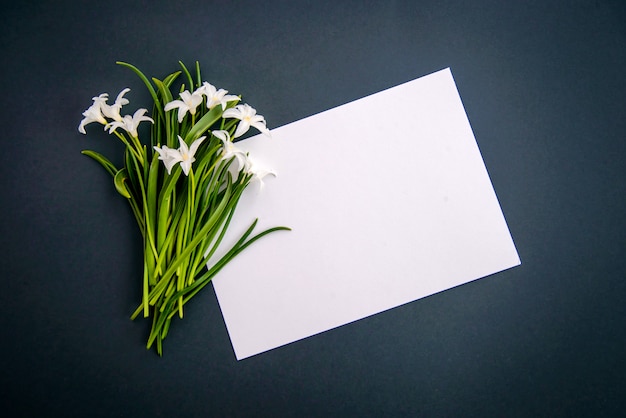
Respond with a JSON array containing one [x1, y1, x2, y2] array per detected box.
[[146, 154, 160, 252], [184, 105, 223, 142], [147, 180, 234, 305], [114, 168, 132, 198], [116, 61, 163, 121], [178, 61, 194, 91], [195, 61, 202, 89], [162, 71, 181, 88], [81, 150, 117, 177], [152, 77, 174, 107]]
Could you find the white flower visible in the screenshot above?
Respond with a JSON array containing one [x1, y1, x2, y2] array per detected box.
[[153, 145, 178, 174], [101, 88, 130, 122], [78, 89, 133, 134], [245, 157, 276, 190], [105, 108, 154, 138], [213, 130, 248, 170], [78, 93, 108, 134], [222, 104, 271, 138], [176, 135, 206, 175], [198, 82, 240, 110], [164, 90, 204, 123], [213, 130, 275, 188], [154, 135, 206, 176]]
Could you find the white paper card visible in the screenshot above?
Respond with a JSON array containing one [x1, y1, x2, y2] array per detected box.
[[212, 68, 520, 360]]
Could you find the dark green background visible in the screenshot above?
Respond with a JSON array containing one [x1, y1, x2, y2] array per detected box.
[[1, 1, 625, 416]]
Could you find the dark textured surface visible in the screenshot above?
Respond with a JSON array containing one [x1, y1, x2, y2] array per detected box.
[[1, 1, 625, 416]]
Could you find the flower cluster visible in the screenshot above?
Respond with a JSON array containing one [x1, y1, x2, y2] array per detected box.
[[154, 135, 206, 176], [163, 82, 239, 123], [79, 83, 273, 184], [78, 61, 288, 355], [78, 88, 154, 137]]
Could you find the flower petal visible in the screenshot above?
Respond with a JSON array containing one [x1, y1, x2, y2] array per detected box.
[[180, 159, 192, 176], [189, 136, 206, 156], [164, 100, 183, 112], [251, 121, 271, 137], [222, 107, 242, 119], [177, 135, 189, 155], [233, 120, 251, 138], [212, 130, 230, 142]]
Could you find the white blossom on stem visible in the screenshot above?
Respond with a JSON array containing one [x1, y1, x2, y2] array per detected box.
[[153, 145, 179, 174], [78, 93, 109, 134], [198, 82, 240, 110], [245, 157, 276, 190], [222, 104, 271, 138], [212, 130, 248, 170], [154, 135, 206, 176], [213, 130, 275, 187], [164, 90, 203, 123], [105, 108, 154, 138], [101, 88, 130, 122]]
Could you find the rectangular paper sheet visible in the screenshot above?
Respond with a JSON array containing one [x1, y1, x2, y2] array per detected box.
[[212, 68, 521, 360]]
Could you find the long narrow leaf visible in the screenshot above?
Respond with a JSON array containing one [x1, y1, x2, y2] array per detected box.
[[114, 169, 131, 198], [116, 61, 163, 121], [178, 61, 194, 91], [184, 105, 223, 142], [81, 150, 118, 177]]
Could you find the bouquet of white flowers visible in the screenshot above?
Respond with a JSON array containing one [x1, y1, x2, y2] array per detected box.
[[78, 61, 289, 355]]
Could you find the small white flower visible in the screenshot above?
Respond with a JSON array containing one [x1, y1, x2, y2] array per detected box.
[[213, 130, 248, 170], [78, 93, 108, 134], [164, 90, 204, 123], [153, 145, 179, 174], [154, 135, 206, 176], [101, 88, 130, 122], [105, 108, 154, 138], [245, 157, 276, 190], [213, 130, 275, 188], [176, 135, 206, 175], [222, 104, 271, 138], [198, 82, 240, 110]]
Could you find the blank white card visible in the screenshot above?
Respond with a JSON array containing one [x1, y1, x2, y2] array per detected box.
[[212, 68, 521, 360]]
